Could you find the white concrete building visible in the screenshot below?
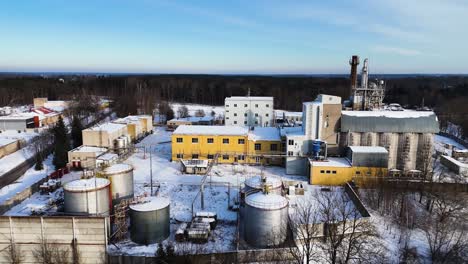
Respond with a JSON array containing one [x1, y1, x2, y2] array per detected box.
[[284, 94, 342, 175], [224, 96, 274, 127]]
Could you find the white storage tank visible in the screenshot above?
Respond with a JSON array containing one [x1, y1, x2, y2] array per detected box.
[[129, 196, 170, 245], [244, 176, 282, 195], [244, 192, 289, 247], [99, 163, 134, 205], [63, 178, 111, 216]]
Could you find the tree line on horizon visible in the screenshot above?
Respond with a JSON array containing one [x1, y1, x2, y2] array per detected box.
[[0, 74, 467, 137]]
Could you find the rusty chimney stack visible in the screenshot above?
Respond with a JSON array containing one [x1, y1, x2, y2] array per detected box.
[[349, 55, 360, 94]]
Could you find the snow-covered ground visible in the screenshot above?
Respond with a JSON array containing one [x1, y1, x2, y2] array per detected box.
[[0, 144, 35, 177], [433, 134, 468, 183], [171, 103, 224, 119], [0, 155, 53, 204], [0, 130, 38, 143]]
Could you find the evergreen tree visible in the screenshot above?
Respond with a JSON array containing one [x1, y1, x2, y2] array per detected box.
[[34, 152, 44, 171], [52, 116, 70, 170], [155, 243, 166, 262], [71, 115, 84, 148]]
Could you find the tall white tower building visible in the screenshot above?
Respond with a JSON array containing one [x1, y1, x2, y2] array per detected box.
[[224, 96, 274, 127]]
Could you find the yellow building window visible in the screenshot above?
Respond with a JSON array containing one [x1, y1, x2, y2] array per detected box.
[[222, 155, 229, 160], [238, 139, 245, 144], [176, 137, 183, 143], [255, 143, 261, 150], [192, 138, 198, 143], [207, 138, 214, 143], [223, 138, 229, 144]]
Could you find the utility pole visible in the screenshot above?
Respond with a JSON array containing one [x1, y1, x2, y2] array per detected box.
[[149, 145, 153, 196]]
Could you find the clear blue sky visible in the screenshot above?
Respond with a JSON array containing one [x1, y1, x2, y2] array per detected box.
[[0, 0, 466, 74]]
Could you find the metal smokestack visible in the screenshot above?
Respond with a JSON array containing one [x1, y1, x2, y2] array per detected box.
[[349, 55, 360, 93], [361, 58, 369, 89]]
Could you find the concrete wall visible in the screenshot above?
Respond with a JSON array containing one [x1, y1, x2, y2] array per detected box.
[[0, 216, 108, 264], [0, 140, 19, 159], [83, 126, 128, 148], [440, 155, 468, 177]]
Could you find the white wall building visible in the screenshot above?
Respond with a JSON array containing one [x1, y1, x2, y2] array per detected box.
[[284, 94, 342, 175], [224, 96, 274, 127]]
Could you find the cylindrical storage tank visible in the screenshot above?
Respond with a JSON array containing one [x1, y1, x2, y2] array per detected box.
[[361, 132, 377, 146], [416, 133, 434, 172], [397, 133, 419, 171], [244, 192, 288, 247], [349, 132, 361, 146], [245, 176, 282, 195], [63, 178, 111, 216], [379, 133, 399, 169], [100, 163, 134, 205], [130, 197, 170, 245]]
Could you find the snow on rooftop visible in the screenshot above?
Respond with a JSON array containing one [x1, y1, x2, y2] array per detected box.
[[173, 125, 248, 136], [97, 153, 118, 161], [225, 96, 273, 101], [280, 126, 304, 137], [245, 192, 288, 209], [0, 114, 35, 120], [342, 110, 436, 118], [63, 177, 110, 191], [348, 146, 388, 154], [168, 116, 213, 123], [102, 163, 133, 174], [245, 176, 282, 189], [274, 110, 302, 117], [129, 196, 170, 212], [248, 127, 281, 141], [70, 145, 107, 153], [86, 122, 126, 133], [311, 157, 351, 167], [0, 138, 17, 147]]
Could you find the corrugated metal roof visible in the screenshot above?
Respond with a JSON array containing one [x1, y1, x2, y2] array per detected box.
[[341, 111, 439, 133]]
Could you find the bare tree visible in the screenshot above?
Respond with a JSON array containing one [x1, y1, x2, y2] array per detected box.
[[287, 199, 320, 264], [5, 238, 23, 264], [32, 237, 71, 264], [177, 105, 189, 118], [194, 109, 205, 117], [314, 189, 385, 264], [421, 190, 468, 263]]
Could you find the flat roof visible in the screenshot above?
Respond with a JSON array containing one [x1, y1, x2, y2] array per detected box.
[[342, 110, 435, 118], [168, 116, 214, 123], [348, 146, 388, 154], [225, 96, 273, 101], [248, 127, 281, 141], [0, 138, 17, 147], [310, 157, 351, 168], [97, 153, 118, 161], [173, 125, 248, 136], [0, 114, 34, 120], [70, 145, 107, 154], [84, 122, 126, 133], [341, 110, 439, 133]]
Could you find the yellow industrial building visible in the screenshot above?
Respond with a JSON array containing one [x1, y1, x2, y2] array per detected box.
[[172, 125, 282, 165], [309, 146, 388, 185]]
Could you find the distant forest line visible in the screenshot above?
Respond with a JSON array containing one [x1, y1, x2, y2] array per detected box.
[[0, 74, 467, 137]]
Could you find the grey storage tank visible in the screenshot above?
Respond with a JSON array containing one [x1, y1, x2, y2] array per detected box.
[[63, 177, 111, 216], [244, 192, 288, 247], [130, 196, 170, 245], [244, 175, 282, 195], [99, 163, 134, 205]]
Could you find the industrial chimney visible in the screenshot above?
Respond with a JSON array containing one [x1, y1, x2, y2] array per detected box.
[[349, 55, 360, 94], [361, 58, 369, 89]]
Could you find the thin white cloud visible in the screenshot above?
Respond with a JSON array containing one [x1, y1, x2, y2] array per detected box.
[[372, 45, 421, 56]]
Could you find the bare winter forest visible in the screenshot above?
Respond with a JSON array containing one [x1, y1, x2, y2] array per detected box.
[[0, 74, 467, 137]]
